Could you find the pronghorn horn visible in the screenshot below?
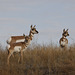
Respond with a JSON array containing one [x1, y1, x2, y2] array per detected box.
[[31, 25, 33, 28], [66, 29, 69, 31], [34, 25, 36, 27], [63, 29, 65, 32], [23, 34, 25, 37]]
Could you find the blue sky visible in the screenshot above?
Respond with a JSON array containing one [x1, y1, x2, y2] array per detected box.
[[0, 0, 75, 47]]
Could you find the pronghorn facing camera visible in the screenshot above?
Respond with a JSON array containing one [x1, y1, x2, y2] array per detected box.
[[7, 25, 39, 65], [59, 29, 69, 48]]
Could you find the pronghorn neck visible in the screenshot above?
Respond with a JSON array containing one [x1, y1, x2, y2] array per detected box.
[[29, 31, 34, 40]]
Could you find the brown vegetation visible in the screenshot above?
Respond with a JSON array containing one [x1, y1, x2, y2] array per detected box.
[[0, 44, 75, 75]]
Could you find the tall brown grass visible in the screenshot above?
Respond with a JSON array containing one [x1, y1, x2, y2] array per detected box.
[[0, 44, 75, 75]]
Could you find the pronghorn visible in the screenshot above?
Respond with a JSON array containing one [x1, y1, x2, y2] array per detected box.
[[59, 29, 69, 48], [7, 25, 39, 65]]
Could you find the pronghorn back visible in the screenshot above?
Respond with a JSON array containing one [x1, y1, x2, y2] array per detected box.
[[7, 36, 25, 44]]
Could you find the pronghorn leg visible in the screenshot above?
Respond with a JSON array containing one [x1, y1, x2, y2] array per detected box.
[[18, 52, 21, 63], [18, 50, 23, 64], [12, 53, 14, 57], [21, 50, 23, 63], [7, 50, 13, 65]]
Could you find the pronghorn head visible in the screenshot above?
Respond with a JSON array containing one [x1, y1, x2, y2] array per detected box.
[[30, 25, 39, 34], [23, 34, 30, 43], [62, 29, 69, 37]]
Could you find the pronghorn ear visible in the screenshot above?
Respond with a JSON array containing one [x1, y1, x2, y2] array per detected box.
[[63, 29, 65, 32], [31, 25, 33, 28], [66, 29, 69, 32], [23, 34, 25, 37]]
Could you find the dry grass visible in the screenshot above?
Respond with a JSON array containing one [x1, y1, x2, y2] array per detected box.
[[0, 44, 75, 75]]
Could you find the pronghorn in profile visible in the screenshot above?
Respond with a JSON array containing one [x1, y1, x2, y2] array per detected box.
[[7, 25, 39, 65], [59, 29, 69, 48]]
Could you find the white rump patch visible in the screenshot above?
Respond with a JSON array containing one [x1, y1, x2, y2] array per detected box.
[[16, 39, 25, 43]]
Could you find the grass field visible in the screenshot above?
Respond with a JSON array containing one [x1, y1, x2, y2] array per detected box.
[[0, 44, 75, 75]]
